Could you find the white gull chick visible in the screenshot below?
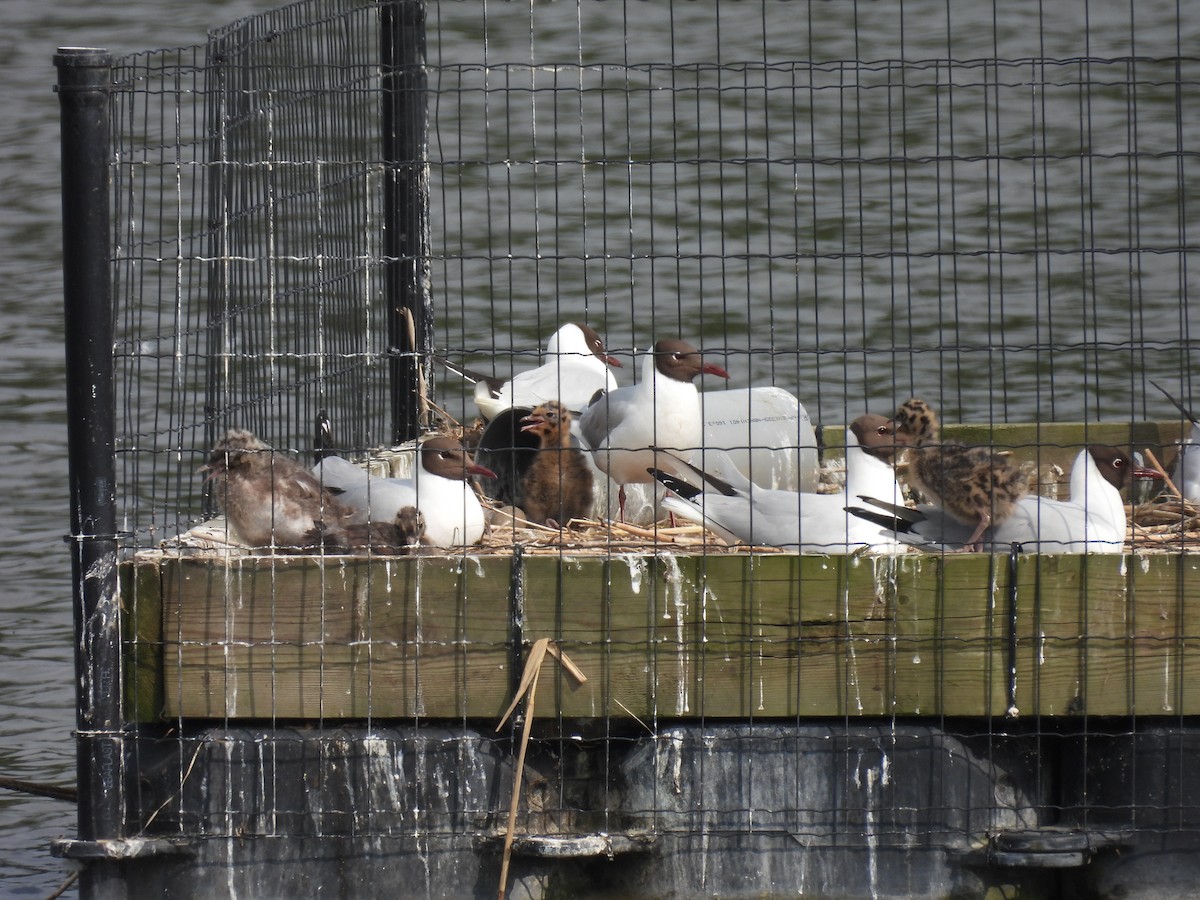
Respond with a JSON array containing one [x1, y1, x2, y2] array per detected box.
[[850, 445, 1162, 553], [313, 436, 497, 547], [646, 414, 904, 553], [1151, 380, 1200, 502], [578, 338, 730, 520], [439, 322, 622, 421]]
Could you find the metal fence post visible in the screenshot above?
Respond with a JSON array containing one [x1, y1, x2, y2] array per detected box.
[[381, 0, 433, 445], [54, 47, 125, 900]]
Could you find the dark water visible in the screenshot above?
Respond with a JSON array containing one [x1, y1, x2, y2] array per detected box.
[[1, 4, 267, 894], [2, 1, 1197, 895], [425, 0, 1199, 427]]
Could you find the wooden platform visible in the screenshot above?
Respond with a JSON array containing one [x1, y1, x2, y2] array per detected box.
[[125, 551, 1200, 722], [122, 419, 1200, 723]]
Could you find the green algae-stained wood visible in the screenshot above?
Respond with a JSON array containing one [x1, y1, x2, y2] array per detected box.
[[124, 556, 167, 723], [528, 554, 1012, 718], [523, 554, 697, 720], [1128, 555, 1200, 716], [891, 554, 1011, 717], [1013, 555, 1200, 716], [125, 546, 1199, 723], [702, 555, 848, 718], [528, 554, 832, 718], [157, 554, 512, 719], [941, 420, 1187, 474], [695, 555, 902, 718]]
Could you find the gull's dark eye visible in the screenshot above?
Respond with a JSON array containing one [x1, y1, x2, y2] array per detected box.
[[1113, 457, 1126, 468], [876, 425, 889, 436]]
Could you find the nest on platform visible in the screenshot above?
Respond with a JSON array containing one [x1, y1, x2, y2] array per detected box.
[[476, 514, 780, 557], [474, 503, 1200, 557], [162, 500, 1200, 558], [1129, 494, 1200, 550], [162, 421, 1200, 557]]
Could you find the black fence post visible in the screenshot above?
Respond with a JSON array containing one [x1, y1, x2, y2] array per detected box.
[[54, 47, 125, 900], [381, 0, 433, 445], [202, 32, 234, 464]]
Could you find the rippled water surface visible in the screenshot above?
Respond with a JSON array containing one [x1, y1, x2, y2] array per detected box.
[[2, 4, 269, 894], [1, 1, 1196, 895]]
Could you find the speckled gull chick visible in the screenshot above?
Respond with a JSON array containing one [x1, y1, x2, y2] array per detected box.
[[850, 445, 1162, 553], [518, 401, 595, 527], [310, 508, 426, 553], [890, 398, 1029, 552]]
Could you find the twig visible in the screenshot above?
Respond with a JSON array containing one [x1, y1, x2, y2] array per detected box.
[[495, 638, 587, 900], [612, 697, 654, 735], [424, 396, 463, 433], [1138, 529, 1200, 543], [399, 307, 431, 430], [543, 641, 588, 683], [1143, 447, 1183, 500], [606, 520, 686, 541], [649, 524, 707, 536], [143, 740, 206, 830], [46, 870, 79, 900], [0, 776, 76, 803]]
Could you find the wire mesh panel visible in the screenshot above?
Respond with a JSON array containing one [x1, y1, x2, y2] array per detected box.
[[73, 0, 1200, 897], [201, 4, 397, 449], [110, 2, 405, 549], [427, 2, 1197, 426]]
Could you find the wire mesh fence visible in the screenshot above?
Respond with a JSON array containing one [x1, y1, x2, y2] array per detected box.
[[61, 0, 1200, 896]]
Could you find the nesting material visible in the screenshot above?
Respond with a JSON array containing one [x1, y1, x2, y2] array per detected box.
[[1129, 495, 1200, 548], [163, 426, 1200, 558], [165, 499, 1199, 558]]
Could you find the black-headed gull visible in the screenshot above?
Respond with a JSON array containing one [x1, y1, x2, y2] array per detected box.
[[1151, 380, 1200, 502], [891, 398, 1029, 552], [201, 428, 356, 549], [313, 436, 497, 547], [646, 415, 905, 552], [844, 413, 909, 506], [518, 401, 595, 527], [578, 338, 730, 520], [851, 445, 1162, 553], [440, 322, 621, 421]]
